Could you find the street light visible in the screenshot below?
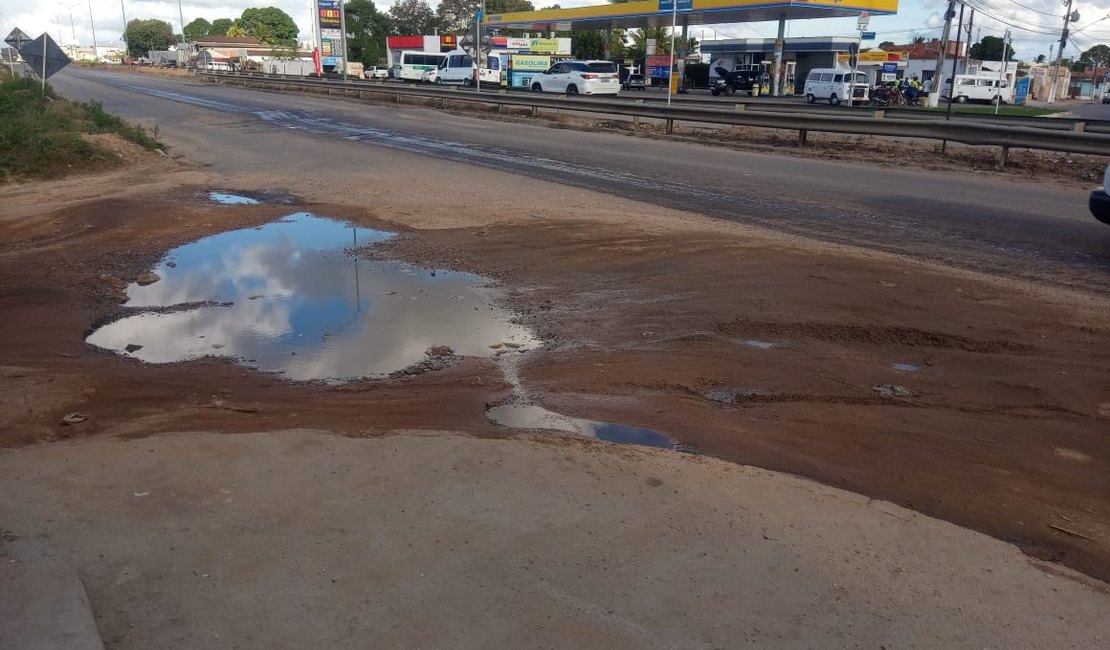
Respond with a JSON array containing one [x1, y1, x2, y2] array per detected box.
[[58, 2, 79, 45], [86, 0, 99, 61]]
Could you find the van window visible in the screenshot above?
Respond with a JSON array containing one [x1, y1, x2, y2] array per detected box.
[[489, 57, 499, 70], [820, 73, 833, 82], [833, 73, 844, 82], [958, 78, 975, 86]]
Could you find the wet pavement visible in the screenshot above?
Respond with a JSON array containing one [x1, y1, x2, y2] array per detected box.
[[86, 212, 538, 381]]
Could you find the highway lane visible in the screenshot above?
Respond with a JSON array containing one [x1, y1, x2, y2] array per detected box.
[[52, 67, 1110, 294]]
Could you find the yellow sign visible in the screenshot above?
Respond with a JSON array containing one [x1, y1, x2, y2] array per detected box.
[[838, 51, 907, 63], [511, 54, 551, 71]]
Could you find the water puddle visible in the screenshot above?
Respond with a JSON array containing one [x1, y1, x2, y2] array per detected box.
[[209, 191, 260, 205], [487, 404, 675, 449], [86, 212, 538, 381], [742, 339, 777, 350], [893, 363, 922, 372]]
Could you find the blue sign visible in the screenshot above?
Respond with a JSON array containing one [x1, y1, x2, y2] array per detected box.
[[659, 0, 692, 11], [881, 62, 897, 73], [861, 31, 876, 40], [1014, 77, 1031, 105]]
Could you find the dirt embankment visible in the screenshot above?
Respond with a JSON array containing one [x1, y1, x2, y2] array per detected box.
[[1, 178, 1108, 585]]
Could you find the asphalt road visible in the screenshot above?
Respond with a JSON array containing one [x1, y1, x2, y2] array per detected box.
[[52, 67, 1110, 294]]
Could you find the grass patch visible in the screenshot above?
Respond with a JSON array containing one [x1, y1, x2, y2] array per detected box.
[[919, 104, 1061, 117], [0, 73, 164, 182]]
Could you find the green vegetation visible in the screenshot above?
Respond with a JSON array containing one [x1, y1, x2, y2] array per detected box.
[[920, 105, 1061, 117], [0, 73, 164, 182]]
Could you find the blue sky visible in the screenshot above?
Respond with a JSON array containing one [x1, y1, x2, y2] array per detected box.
[[2, 0, 1108, 61]]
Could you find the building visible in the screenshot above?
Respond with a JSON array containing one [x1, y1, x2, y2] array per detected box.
[[186, 36, 313, 72], [1069, 66, 1108, 100]]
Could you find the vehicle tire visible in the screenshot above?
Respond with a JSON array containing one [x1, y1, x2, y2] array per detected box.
[[992, 95, 1001, 106], [566, 85, 578, 96], [805, 93, 815, 104], [531, 83, 542, 92], [463, 77, 472, 87], [435, 77, 443, 85], [955, 95, 967, 104], [830, 94, 841, 106], [711, 88, 720, 96]]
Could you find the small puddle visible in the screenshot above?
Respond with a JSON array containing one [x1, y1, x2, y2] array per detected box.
[[742, 339, 777, 350], [209, 191, 260, 205], [487, 404, 675, 449], [894, 363, 922, 372], [86, 212, 538, 381]]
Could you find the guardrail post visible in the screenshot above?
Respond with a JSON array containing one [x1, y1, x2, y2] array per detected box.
[[734, 104, 746, 112], [798, 129, 808, 146], [1073, 121, 1086, 133], [531, 105, 539, 118], [442, 97, 448, 109], [998, 145, 1009, 168], [873, 110, 885, 119], [665, 118, 674, 134], [393, 92, 400, 103]]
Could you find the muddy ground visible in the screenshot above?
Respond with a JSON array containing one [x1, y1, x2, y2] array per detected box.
[[1, 164, 1108, 589]]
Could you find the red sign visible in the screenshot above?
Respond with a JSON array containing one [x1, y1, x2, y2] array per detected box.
[[387, 35, 426, 50], [646, 54, 672, 68], [440, 35, 457, 49]]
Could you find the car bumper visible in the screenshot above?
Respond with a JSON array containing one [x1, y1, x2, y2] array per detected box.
[[1091, 190, 1110, 225], [583, 82, 620, 94]]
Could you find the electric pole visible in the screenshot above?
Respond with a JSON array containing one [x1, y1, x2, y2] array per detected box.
[[964, 8, 973, 69], [927, 0, 959, 107], [1049, 0, 1076, 103]]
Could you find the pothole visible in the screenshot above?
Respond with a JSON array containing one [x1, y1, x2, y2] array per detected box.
[[209, 191, 260, 205], [487, 404, 675, 449], [86, 212, 539, 382]]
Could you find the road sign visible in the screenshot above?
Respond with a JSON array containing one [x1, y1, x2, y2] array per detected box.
[[857, 12, 870, 29], [18, 33, 70, 80], [861, 31, 876, 40], [5, 27, 31, 50], [659, 0, 692, 11], [646, 38, 657, 55], [881, 62, 898, 73]]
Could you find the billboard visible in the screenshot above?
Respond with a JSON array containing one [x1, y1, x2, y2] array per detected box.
[[528, 38, 569, 54], [317, 0, 343, 67]]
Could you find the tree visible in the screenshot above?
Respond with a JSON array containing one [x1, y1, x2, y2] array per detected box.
[[968, 35, 1014, 61], [1035, 54, 1046, 63], [210, 18, 234, 36], [437, 0, 533, 35], [226, 23, 248, 37], [389, 0, 438, 35], [572, 29, 626, 59], [1080, 44, 1110, 68], [911, 34, 926, 44], [346, 0, 392, 66], [237, 7, 299, 44], [124, 19, 175, 57], [879, 40, 896, 50], [627, 27, 693, 59], [183, 18, 211, 42]]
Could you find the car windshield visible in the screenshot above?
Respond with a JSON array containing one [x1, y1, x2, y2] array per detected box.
[[587, 62, 617, 73]]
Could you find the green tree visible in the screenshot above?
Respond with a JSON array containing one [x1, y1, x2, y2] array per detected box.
[[226, 23, 248, 37], [879, 40, 896, 50], [183, 18, 211, 42], [209, 18, 234, 36], [436, 0, 534, 34], [968, 35, 1014, 61], [1035, 53, 1046, 63], [912, 34, 926, 44], [237, 7, 299, 44], [124, 19, 175, 57], [346, 0, 392, 66], [1080, 44, 1110, 67], [389, 0, 438, 35], [572, 29, 627, 59]]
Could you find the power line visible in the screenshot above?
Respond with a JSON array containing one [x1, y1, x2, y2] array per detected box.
[[1003, 0, 1062, 18], [961, 0, 1061, 36]]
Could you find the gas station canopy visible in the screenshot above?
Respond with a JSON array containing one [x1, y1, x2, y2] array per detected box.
[[482, 0, 899, 31]]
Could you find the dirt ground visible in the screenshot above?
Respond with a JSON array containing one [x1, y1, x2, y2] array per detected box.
[[1, 149, 1109, 597]]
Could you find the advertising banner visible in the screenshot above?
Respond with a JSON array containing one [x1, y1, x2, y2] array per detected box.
[[317, 0, 343, 66], [528, 38, 560, 54]]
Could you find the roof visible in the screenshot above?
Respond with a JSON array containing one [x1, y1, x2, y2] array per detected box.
[[888, 41, 964, 60], [483, 0, 899, 31], [194, 36, 265, 47], [703, 37, 860, 54]]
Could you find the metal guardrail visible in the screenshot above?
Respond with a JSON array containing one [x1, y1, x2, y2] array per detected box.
[[198, 71, 1110, 161]]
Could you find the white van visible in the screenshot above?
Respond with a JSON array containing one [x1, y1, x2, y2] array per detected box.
[[391, 51, 447, 82], [803, 68, 870, 105], [943, 74, 1011, 104], [426, 49, 476, 85]]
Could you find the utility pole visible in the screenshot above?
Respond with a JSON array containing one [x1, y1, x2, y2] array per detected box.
[[927, 0, 958, 107], [86, 0, 98, 62], [1049, 0, 1075, 104], [964, 8, 973, 70], [176, 0, 185, 44], [339, 0, 348, 81], [945, 0, 965, 122]]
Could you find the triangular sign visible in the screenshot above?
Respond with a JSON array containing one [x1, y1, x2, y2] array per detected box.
[[18, 33, 70, 80], [4, 27, 31, 50]]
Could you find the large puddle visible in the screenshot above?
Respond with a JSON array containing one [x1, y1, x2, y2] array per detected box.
[[487, 404, 676, 449], [86, 212, 538, 381]]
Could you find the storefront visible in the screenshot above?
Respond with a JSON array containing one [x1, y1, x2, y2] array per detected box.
[[702, 37, 858, 96]]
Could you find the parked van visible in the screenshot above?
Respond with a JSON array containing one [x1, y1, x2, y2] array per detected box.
[[943, 74, 1011, 104], [803, 68, 870, 105], [426, 49, 475, 85], [391, 51, 447, 82]]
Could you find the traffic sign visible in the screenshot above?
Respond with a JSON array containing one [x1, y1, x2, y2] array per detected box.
[[857, 12, 870, 29], [4, 27, 31, 50], [861, 31, 876, 40], [19, 33, 70, 80], [881, 62, 898, 73]]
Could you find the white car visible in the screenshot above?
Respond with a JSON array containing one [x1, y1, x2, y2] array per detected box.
[[1091, 163, 1110, 225], [364, 66, 389, 80], [528, 60, 620, 96]]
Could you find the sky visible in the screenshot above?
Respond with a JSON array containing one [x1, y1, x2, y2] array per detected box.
[[2, 0, 1109, 61]]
